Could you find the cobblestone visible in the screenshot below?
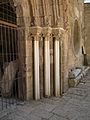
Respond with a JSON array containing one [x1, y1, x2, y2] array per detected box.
[[0, 70, 90, 120]]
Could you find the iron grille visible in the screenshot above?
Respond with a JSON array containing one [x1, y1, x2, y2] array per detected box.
[[0, 0, 25, 111]]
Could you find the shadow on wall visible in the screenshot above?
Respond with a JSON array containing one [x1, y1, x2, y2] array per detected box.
[[82, 46, 88, 66]]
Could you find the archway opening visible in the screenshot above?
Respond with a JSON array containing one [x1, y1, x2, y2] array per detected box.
[[0, 0, 25, 110]]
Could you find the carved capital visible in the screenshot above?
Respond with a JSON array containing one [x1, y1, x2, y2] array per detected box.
[[41, 27, 52, 39], [52, 28, 65, 40], [29, 26, 42, 37], [27, 26, 42, 41]]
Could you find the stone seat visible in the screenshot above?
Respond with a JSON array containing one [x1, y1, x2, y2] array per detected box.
[[68, 68, 82, 79], [68, 67, 89, 87]]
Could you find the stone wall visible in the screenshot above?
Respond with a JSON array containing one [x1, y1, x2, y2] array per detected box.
[[63, 0, 84, 92], [10, 0, 84, 100], [84, 3, 90, 64]]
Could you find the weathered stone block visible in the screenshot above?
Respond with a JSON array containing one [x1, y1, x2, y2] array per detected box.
[[68, 67, 90, 87]]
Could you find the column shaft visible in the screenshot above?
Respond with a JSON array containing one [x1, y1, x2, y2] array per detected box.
[[54, 39, 60, 96], [34, 39, 40, 100], [44, 38, 50, 97]]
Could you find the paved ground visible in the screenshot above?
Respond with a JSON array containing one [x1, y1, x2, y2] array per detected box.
[[0, 70, 90, 120]]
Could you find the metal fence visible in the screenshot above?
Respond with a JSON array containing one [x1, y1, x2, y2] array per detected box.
[[0, 24, 25, 111], [0, 0, 25, 111]]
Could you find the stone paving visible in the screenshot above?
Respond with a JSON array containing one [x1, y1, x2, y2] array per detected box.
[[0, 70, 90, 120]]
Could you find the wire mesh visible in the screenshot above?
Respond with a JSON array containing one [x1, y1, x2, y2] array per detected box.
[[0, 0, 16, 24], [0, 24, 24, 110], [0, 0, 25, 112]]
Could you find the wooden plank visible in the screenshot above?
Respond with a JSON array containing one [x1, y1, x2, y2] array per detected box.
[[0, 20, 17, 28]]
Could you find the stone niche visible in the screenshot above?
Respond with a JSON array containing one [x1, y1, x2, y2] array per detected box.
[[73, 20, 80, 55]]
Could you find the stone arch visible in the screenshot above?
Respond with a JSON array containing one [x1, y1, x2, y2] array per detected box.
[[0, 0, 26, 99], [0, 0, 33, 100], [38, 0, 46, 26], [12, 0, 34, 100], [13, 0, 31, 26], [28, 0, 34, 26]]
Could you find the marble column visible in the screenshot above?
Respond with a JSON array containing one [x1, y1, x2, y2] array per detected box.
[[34, 37, 40, 100], [54, 37, 60, 96], [44, 38, 50, 97], [52, 28, 61, 97], [43, 27, 52, 97], [30, 26, 41, 100]]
